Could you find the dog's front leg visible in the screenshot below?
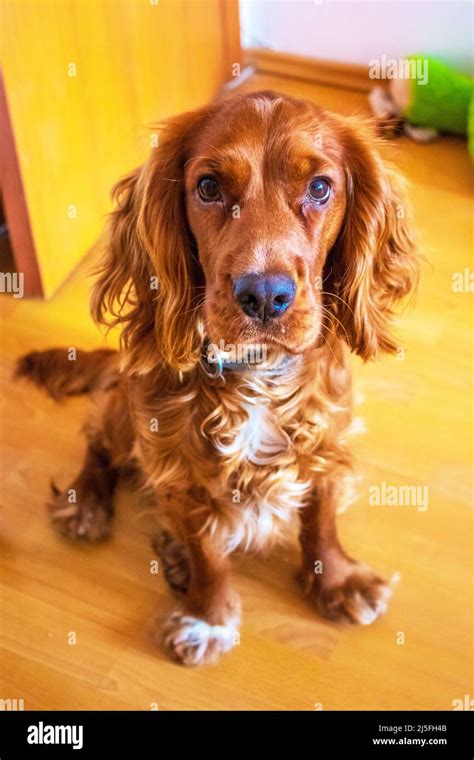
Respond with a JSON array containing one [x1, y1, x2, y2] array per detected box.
[[299, 474, 392, 625], [161, 504, 241, 666]]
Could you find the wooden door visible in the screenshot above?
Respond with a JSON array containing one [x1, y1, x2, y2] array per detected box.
[[0, 0, 241, 297]]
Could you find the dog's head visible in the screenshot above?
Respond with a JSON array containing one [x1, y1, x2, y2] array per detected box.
[[93, 91, 418, 373]]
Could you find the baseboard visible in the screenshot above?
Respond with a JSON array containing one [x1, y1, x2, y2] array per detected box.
[[244, 48, 376, 93]]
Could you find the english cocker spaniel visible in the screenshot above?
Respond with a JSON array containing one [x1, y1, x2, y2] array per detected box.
[[18, 91, 418, 665]]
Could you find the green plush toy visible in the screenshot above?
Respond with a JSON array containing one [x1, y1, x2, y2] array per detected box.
[[369, 56, 474, 159]]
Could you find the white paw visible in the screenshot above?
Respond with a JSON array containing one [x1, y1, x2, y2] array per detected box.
[[347, 589, 391, 625], [162, 612, 239, 666]]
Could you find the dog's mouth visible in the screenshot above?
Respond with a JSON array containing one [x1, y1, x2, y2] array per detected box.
[[201, 276, 322, 358], [202, 315, 322, 374], [203, 323, 322, 365]]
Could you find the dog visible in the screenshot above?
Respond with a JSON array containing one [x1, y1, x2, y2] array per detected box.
[[17, 90, 419, 665]]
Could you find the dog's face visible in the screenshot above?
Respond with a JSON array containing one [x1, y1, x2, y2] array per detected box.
[[184, 95, 348, 355], [93, 91, 418, 373]]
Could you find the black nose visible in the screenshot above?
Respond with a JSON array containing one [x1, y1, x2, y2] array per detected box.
[[233, 273, 296, 322]]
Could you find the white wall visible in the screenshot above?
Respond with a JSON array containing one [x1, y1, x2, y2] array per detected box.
[[240, 0, 473, 73]]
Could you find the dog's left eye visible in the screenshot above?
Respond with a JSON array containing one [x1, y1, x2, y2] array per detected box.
[[197, 176, 222, 202], [308, 177, 331, 205]]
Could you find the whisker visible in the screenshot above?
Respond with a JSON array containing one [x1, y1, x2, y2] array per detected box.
[[318, 319, 340, 365], [320, 305, 350, 344], [320, 291, 355, 318]]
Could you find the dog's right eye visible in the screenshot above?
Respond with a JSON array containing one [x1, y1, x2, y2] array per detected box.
[[197, 176, 221, 202], [308, 177, 331, 205]]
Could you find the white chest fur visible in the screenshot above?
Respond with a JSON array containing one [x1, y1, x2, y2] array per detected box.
[[209, 396, 312, 554], [220, 400, 289, 466]]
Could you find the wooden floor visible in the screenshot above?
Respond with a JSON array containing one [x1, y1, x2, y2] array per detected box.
[[0, 74, 472, 711]]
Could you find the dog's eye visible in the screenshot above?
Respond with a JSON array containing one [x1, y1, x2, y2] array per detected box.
[[197, 176, 221, 202], [308, 177, 331, 205]]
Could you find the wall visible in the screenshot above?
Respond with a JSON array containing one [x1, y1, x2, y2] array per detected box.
[[240, 0, 473, 73]]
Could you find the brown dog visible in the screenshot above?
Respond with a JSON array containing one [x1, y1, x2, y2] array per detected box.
[[18, 91, 418, 665]]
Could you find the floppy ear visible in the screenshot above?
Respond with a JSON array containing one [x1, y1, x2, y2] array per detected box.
[[326, 119, 419, 360], [92, 105, 212, 373]]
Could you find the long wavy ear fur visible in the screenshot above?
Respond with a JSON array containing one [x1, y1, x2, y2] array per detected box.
[[92, 104, 213, 373], [326, 118, 419, 360]]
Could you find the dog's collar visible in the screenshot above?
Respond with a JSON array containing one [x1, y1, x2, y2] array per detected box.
[[200, 338, 255, 376], [199, 338, 296, 378]]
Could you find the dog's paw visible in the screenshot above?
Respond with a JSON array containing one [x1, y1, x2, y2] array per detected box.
[[161, 612, 239, 666], [152, 530, 190, 594], [314, 564, 393, 625], [48, 484, 112, 542]]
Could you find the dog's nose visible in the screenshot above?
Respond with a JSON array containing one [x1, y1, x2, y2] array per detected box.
[[233, 273, 296, 322]]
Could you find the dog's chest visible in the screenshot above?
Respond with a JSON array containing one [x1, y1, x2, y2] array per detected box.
[[228, 401, 289, 465], [210, 397, 312, 552]]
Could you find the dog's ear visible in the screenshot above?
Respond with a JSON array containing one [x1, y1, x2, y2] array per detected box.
[[326, 119, 419, 360], [92, 104, 213, 373]]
